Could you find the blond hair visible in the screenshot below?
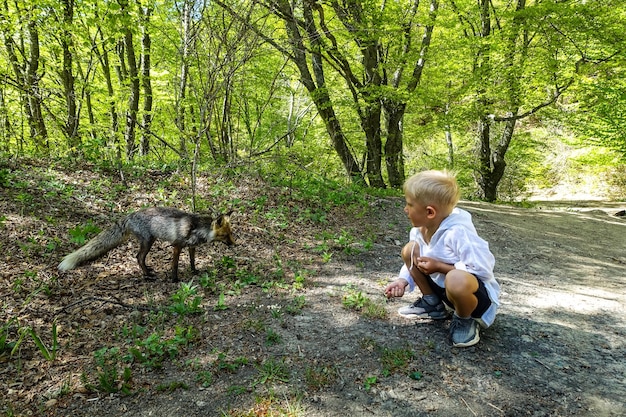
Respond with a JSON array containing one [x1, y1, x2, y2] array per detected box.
[[403, 170, 460, 212]]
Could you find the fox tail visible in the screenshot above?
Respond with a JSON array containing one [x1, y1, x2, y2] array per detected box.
[[58, 218, 129, 272]]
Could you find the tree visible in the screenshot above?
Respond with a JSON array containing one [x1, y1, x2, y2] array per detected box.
[[0, 0, 48, 151], [118, 0, 140, 160], [448, 0, 615, 201]]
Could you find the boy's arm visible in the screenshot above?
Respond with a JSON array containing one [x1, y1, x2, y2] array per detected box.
[[449, 228, 495, 278], [416, 257, 454, 275]]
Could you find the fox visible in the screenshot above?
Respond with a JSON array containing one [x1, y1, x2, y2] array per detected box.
[[58, 207, 235, 282]]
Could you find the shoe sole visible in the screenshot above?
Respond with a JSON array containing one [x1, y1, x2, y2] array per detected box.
[[398, 311, 451, 320], [452, 332, 480, 347]]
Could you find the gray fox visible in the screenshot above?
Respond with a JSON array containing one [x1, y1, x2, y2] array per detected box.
[[58, 207, 234, 281]]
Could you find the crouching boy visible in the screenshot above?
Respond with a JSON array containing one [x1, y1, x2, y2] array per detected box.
[[385, 170, 500, 347]]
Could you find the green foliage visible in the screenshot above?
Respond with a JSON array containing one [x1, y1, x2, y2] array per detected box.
[[155, 381, 189, 392], [68, 222, 100, 245], [253, 358, 290, 386], [169, 281, 203, 315], [341, 285, 387, 319], [264, 328, 282, 346], [379, 346, 415, 377], [304, 365, 338, 391], [214, 293, 228, 311], [90, 347, 133, 394], [214, 352, 249, 373], [127, 325, 197, 369], [9, 321, 59, 361]]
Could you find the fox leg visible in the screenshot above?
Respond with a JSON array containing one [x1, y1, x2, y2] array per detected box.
[[137, 237, 156, 278], [171, 245, 182, 282], [188, 247, 198, 274]]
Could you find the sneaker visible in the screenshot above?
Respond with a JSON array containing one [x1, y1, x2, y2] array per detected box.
[[397, 298, 450, 320], [449, 315, 480, 347]]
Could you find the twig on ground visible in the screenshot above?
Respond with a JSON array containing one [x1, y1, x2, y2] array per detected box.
[[460, 397, 477, 417], [488, 402, 504, 414], [55, 296, 158, 316], [535, 358, 552, 371]]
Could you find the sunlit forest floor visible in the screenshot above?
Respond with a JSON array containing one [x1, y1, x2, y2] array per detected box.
[[1, 159, 625, 416]]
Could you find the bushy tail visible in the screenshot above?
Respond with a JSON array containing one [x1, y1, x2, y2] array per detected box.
[[58, 218, 129, 272]]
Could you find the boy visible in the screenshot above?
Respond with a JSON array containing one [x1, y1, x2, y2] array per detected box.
[[384, 170, 499, 347]]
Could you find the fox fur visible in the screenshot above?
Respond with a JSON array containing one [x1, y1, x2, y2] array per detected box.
[[58, 207, 234, 281]]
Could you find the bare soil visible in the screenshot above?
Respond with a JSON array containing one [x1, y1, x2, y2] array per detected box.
[[1, 161, 625, 417]]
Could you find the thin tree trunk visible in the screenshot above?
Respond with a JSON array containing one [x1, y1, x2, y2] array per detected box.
[[176, 0, 193, 159], [60, 0, 80, 150], [383, 0, 438, 187], [140, 5, 153, 156], [26, 20, 48, 150], [122, 25, 140, 160]]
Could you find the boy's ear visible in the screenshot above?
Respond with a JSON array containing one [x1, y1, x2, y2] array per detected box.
[[426, 205, 436, 218]]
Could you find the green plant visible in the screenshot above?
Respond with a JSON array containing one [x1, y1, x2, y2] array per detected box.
[[90, 347, 132, 394], [214, 293, 228, 311], [220, 255, 236, 269], [362, 300, 388, 320], [380, 346, 415, 377], [68, 221, 100, 245], [305, 365, 338, 390], [364, 375, 378, 391], [342, 286, 367, 310], [342, 285, 387, 319], [253, 358, 290, 386], [12, 322, 59, 361], [0, 319, 16, 353], [199, 270, 218, 291], [196, 371, 214, 387], [409, 371, 423, 380], [265, 328, 282, 346], [214, 352, 248, 373], [128, 326, 196, 369], [285, 295, 306, 315], [292, 270, 307, 290], [169, 281, 203, 315]]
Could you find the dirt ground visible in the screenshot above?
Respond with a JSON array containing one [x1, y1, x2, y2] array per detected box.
[[1, 162, 625, 417]]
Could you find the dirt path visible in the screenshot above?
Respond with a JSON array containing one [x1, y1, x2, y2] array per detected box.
[[1, 165, 625, 416]]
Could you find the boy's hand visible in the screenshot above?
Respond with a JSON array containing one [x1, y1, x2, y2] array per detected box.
[[416, 257, 453, 275], [385, 278, 408, 299]]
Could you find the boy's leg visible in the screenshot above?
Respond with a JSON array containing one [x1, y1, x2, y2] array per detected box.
[[444, 269, 479, 317], [445, 270, 490, 347], [400, 241, 433, 295], [398, 242, 449, 319]]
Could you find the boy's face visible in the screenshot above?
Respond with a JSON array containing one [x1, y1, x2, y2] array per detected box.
[[404, 195, 431, 227]]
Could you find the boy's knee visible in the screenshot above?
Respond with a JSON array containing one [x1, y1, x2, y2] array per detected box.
[[401, 241, 418, 264], [445, 269, 479, 295]]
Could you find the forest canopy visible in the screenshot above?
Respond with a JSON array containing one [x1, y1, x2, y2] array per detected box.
[[1, 0, 625, 201]]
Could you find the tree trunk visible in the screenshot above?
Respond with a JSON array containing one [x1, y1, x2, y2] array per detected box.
[[176, 0, 194, 159], [286, 0, 364, 184], [122, 26, 140, 160], [60, 0, 79, 149], [140, 5, 153, 156], [382, 0, 438, 187], [360, 41, 385, 188], [93, 16, 120, 155], [383, 102, 406, 188]]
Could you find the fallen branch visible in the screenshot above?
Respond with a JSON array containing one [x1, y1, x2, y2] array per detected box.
[[55, 296, 158, 317], [460, 397, 477, 417]]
